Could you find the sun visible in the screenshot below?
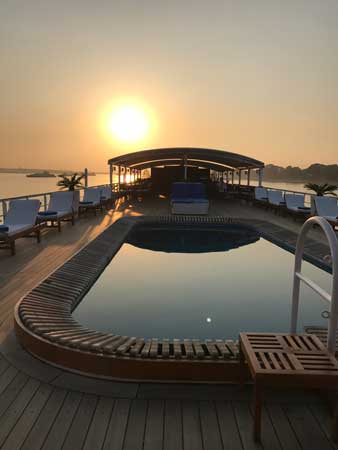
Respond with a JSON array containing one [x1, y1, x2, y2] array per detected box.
[[108, 104, 149, 143]]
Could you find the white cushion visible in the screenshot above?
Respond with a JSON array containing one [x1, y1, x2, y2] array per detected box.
[[285, 193, 305, 209], [2, 224, 33, 236], [101, 186, 112, 199], [4, 199, 40, 226], [321, 215, 338, 223], [268, 190, 284, 205], [314, 197, 338, 217], [48, 191, 73, 213], [172, 202, 209, 215], [254, 187, 268, 200], [38, 210, 70, 219], [82, 188, 102, 204]]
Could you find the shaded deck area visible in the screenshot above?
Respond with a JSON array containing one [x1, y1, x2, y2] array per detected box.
[[0, 196, 335, 449]]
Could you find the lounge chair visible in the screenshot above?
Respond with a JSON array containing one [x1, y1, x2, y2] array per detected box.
[[37, 191, 75, 232], [79, 188, 102, 215], [267, 189, 285, 206], [171, 182, 209, 215], [314, 196, 338, 227], [254, 187, 268, 205], [0, 199, 41, 255], [100, 186, 113, 209], [285, 193, 311, 218]]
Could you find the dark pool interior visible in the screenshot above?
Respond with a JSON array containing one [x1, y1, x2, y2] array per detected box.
[[73, 224, 331, 340]]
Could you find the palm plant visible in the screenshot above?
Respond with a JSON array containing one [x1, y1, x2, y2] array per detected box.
[[304, 182, 337, 197], [57, 173, 84, 191]]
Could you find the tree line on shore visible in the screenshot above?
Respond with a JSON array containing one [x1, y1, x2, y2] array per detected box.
[[263, 163, 338, 183]]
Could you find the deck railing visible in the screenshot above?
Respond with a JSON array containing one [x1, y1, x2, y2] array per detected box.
[[0, 182, 324, 223], [0, 183, 120, 223], [263, 186, 316, 208], [227, 184, 316, 208]]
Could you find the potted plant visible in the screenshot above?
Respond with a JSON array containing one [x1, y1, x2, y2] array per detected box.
[[304, 183, 337, 214], [57, 173, 85, 215], [57, 173, 85, 191]]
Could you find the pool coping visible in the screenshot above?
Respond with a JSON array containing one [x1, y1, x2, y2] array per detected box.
[[14, 215, 332, 382]]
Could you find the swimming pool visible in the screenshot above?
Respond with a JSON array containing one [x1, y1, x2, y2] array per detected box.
[[73, 224, 331, 340]]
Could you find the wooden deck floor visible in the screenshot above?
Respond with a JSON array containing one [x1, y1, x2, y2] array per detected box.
[[0, 349, 336, 450], [0, 196, 335, 449]]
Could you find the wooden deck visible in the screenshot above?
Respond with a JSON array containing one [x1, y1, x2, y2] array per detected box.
[[0, 196, 335, 449], [0, 347, 337, 450]]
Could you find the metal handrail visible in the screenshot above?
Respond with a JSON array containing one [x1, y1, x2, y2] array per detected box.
[[290, 216, 338, 353]]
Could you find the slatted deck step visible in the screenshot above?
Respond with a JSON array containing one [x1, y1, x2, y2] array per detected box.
[[305, 326, 338, 355]]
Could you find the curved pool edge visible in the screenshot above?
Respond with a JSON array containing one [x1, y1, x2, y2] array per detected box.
[[14, 303, 249, 383], [13, 215, 331, 383]]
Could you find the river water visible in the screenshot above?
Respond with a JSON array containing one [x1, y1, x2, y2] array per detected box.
[[0, 173, 112, 199]]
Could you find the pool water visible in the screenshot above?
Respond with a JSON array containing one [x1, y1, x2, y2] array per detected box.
[[73, 225, 332, 340]]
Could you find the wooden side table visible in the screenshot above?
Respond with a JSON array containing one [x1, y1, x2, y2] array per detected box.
[[239, 332, 338, 441]]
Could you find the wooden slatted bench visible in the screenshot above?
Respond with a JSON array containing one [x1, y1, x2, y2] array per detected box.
[[239, 332, 338, 441]]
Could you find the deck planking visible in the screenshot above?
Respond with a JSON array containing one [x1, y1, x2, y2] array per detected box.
[[0, 196, 336, 449], [0, 372, 336, 449]]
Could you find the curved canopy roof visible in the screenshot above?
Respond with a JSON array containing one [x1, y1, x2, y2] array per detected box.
[[108, 147, 264, 171]]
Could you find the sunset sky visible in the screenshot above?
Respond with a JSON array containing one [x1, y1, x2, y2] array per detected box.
[[1, 0, 337, 171]]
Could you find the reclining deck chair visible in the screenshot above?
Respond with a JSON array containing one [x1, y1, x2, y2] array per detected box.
[[38, 191, 75, 232], [0, 199, 41, 255]]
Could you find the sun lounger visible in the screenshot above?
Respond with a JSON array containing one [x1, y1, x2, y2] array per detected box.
[[285, 193, 311, 217], [0, 199, 41, 255], [253, 187, 270, 207], [37, 191, 75, 232], [79, 188, 102, 215], [267, 189, 285, 206], [100, 186, 113, 209], [171, 182, 209, 215], [314, 196, 338, 227], [254, 187, 268, 202]]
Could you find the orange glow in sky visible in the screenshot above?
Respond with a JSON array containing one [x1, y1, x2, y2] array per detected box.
[[1, 1, 338, 171]]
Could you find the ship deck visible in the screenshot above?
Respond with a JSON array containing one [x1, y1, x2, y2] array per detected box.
[[0, 196, 336, 449]]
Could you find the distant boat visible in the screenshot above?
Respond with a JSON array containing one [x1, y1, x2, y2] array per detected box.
[[26, 171, 56, 178]]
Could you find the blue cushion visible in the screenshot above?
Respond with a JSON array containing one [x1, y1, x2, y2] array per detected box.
[[80, 201, 93, 205], [0, 225, 9, 232], [172, 197, 209, 204], [39, 211, 58, 216], [171, 182, 206, 200]]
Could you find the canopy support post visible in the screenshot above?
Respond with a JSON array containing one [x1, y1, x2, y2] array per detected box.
[[84, 168, 88, 187], [109, 163, 113, 189], [258, 168, 264, 187], [247, 169, 251, 186], [183, 155, 187, 181]]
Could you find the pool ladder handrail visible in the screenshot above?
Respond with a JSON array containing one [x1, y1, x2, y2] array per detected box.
[[290, 216, 338, 354]]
